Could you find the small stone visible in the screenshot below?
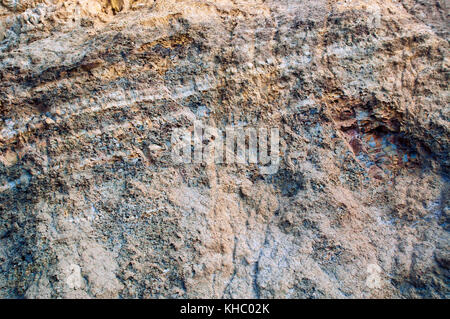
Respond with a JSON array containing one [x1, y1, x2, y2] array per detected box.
[[66, 264, 83, 290], [148, 144, 162, 152], [44, 117, 55, 125], [0, 150, 18, 167], [240, 179, 253, 197]]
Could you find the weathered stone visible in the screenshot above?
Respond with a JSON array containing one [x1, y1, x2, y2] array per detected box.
[[0, 0, 448, 299]]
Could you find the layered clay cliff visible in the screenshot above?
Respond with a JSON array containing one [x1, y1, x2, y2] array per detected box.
[[0, 0, 448, 298]]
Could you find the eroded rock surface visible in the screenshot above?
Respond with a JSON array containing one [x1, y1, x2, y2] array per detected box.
[[0, 0, 448, 298]]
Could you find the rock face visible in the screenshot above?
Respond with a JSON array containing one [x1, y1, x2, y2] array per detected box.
[[0, 0, 448, 298]]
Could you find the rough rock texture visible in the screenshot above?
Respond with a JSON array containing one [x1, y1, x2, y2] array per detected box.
[[0, 0, 448, 298]]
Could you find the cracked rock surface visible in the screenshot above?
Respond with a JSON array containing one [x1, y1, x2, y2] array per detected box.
[[0, 0, 449, 298]]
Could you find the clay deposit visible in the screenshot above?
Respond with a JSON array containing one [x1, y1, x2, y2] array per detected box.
[[0, 0, 448, 298]]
